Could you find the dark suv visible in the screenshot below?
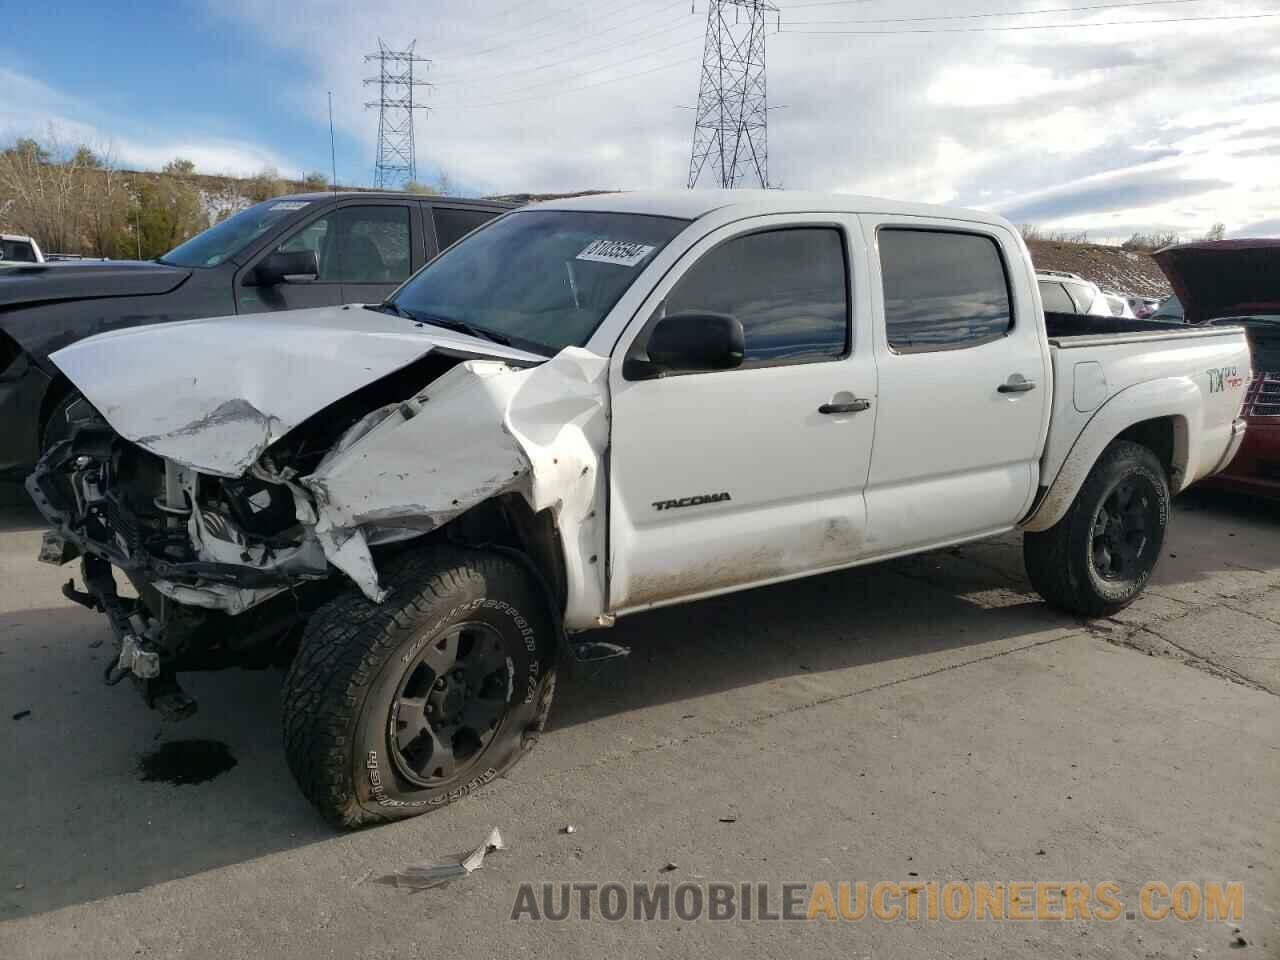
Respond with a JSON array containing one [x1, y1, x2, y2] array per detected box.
[[0, 192, 512, 477]]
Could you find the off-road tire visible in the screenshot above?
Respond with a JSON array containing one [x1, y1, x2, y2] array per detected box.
[[1024, 440, 1170, 618], [282, 546, 557, 828]]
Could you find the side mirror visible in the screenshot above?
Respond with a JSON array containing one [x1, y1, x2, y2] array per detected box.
[[254, 249, 319, 285], [627, 312, 746, 379]]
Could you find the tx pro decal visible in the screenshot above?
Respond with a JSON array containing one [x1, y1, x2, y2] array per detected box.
[[652, 492, 732, 511]]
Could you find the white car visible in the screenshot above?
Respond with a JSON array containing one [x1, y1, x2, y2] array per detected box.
[[0, 233, 44, 265], [1036, 269, 1111, 317], [1103, 292, 1138, 319], [32, 190, 1251, 825]]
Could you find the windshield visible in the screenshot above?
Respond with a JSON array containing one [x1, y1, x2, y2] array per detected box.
[[159, 198, 313, 268], [389, 209, 688, 356]]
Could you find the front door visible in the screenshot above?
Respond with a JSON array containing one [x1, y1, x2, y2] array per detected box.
[[238, 202, 414, 313], [607, 215, 878, 613], [858, 217, 1051, 555]]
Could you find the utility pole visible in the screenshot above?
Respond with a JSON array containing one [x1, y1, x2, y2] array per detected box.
[[687, 0, 777, 189], [363, 39, 432, 189], [328, 91, 338, 191]]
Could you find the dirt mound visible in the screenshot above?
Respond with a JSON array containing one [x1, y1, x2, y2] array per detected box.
[[1028, 240, 1170, 298]]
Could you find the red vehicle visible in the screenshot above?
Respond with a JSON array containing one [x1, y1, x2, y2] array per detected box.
[[1155, 240, 1280, 497]]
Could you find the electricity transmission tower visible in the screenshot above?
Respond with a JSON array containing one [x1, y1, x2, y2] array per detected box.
[[687, 0, 777, 189], [364, 39, 432, 189]]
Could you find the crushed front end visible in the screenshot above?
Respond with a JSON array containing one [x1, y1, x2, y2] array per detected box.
[[27, 398, 330, 718]]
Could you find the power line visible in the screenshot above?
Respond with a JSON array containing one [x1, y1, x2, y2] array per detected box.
[[785, 0, 1214, 27], [441, 34, 705, 107], [442, 1, 642, 64], [438, 53, 701, 109], [432, 6, 695, 87], [781, 10, 1280, 34]]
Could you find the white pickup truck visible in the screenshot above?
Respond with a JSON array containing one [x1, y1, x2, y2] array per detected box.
[[30, 191, 1250, 825], [0, 233, 45, 265]]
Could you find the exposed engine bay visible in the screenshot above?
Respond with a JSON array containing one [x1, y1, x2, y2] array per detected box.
[[27, 334, 612, 719]]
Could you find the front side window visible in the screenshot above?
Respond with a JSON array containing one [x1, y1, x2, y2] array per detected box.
[[271, 205, 410, 283], [390, 209, 687, 355], [879, 229, 1013, 352], [664, 227, 849, 365]]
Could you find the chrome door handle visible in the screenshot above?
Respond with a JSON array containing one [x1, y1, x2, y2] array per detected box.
[[998, 376, 1037, 394], [819, 399, 872, 414]]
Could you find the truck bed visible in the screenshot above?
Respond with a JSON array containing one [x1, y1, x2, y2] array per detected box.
[[1043, 311, 1186, 340]]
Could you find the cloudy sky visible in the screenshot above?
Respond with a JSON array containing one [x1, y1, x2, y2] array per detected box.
[[3, 0, 1279, 240]]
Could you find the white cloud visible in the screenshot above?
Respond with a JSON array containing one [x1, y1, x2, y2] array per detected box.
[[9, 0, 1280, 240]]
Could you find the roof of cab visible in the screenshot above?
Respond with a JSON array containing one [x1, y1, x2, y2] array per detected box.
[[527, 189, 1011, 228]]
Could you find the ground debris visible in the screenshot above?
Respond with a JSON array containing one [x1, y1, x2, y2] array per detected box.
[[381, 827, 505, 891], [561, 824, 577, 834], [12, 709, 30, 720]]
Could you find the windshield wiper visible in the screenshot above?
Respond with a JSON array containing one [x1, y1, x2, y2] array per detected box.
[[412, 312, 511, 346], [365, 301, 414, 320]]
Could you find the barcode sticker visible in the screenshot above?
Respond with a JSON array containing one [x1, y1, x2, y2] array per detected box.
[[576, 239, 655, 267]]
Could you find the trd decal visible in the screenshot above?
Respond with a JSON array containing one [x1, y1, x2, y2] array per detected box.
[[1208, 366, 1243, 393], [652, 492, 732, 511]]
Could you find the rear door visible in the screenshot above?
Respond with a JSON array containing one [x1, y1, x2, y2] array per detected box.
[[859, 218, 1050, 555], [607, 215, 878, 613]]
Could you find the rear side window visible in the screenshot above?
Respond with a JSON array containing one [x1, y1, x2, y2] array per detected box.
[[1038, 280, 1076, 314], [433, 207, 500, 251], [1063, 280, 1098, 314], [664, 227, 849, 365], [879, 229, 1013, 352]]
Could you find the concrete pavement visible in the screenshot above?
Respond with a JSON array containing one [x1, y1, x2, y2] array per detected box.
[[1, 486, 1277, 959]]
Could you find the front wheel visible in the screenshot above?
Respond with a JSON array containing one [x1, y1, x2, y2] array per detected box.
[[282, 547, 557, 827], [1024, 440, 1170, 618]]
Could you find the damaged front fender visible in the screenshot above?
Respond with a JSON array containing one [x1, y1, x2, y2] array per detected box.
[[300, 348, 610, 627]]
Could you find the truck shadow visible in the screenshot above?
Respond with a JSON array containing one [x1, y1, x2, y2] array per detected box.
[[0, 490, 1274, 920]]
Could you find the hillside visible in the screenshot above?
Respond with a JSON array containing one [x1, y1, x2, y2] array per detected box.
[[1026, 239, 1171, 298]]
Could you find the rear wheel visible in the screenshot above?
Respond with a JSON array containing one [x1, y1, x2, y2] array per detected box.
[[1024, 440, 1169, 617], [282, 547, 557, 827]]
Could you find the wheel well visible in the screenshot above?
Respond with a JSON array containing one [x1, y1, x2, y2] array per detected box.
[[38, 373, 74, 445], [436, 494, 568, 613], [1115, 416, 1184, 484]]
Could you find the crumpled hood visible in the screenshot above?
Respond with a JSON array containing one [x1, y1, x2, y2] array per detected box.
[[0, 259, 191, 309], [50, 304, 544, 476], [1153, 240, 1280, 324]]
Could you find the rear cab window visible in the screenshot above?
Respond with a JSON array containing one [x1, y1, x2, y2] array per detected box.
[[878, 228, 1014, 352]]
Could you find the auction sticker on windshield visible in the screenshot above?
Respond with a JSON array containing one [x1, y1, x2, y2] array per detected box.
[[576, 239, 655, 267], [270, 201, 311, 211]]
